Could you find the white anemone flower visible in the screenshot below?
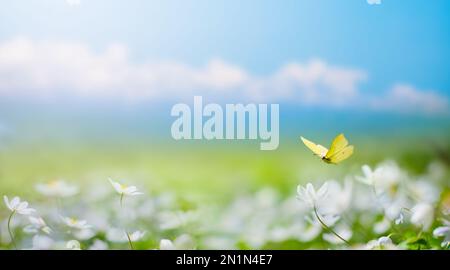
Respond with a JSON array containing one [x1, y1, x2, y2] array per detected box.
[[297, 183, 351, 244], [395, 212, 404, 225], [296, 182, 328, 208], [305, 213, 340, 229], [433, 219, 450, 248], [373, 217, 391, 234], [408, 180, 439, 204], [320, 180, 352, 215], [158, 210, 198, 230], [159, 239, 175, 250], [73, 228, 96, 240], [31, 235, 54, 250], [382, 196, 409, 221], [356, 162, 405, 198], [159, 234, 195, 250], [108, 178, 143, 209], [356, 165, 376, 186], [35, 180, 78, 198], [4, 196, 36, 248], [89, 239, 108, 250], [109, 178, 143, 196], [128, 230, 146, 242], [61, 216, 91, 230], [323, 224, 352, 244], [365, 236, 398, 250], [410, 203, 434, 231], [4, 196, 35, 215], [66, 240, 81, 250], [296, 223, 322, 242], [106, 228, 128, 243], [24, 216, 52, 235], [105, 228, 146, 247]]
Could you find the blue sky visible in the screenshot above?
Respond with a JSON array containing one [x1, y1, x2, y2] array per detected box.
[[0, 0, 449, 115]]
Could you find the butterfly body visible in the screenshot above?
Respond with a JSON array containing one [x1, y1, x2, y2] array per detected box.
[[300, 134, 354, 164]]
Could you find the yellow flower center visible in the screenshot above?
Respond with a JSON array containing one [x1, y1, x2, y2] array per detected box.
[[389, 184, 399, 197], [48, 180, 59, 187]]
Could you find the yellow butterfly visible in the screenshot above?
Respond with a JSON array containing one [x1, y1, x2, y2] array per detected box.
[[300, 133, 354, 164]]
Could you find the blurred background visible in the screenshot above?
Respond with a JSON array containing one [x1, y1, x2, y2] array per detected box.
[[0, 0, 449, 204]]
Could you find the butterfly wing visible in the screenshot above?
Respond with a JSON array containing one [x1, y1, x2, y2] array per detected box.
[[328, 145, 354, 164], [325, 133, 348, 158], [301, 136, 328, 158]]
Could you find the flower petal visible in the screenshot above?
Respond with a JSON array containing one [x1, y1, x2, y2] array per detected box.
[[3, 195, 11, 210]]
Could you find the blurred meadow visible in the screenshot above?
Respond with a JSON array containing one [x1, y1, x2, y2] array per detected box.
[[1, 132, 449, 201], [1, 103, 448, 202]]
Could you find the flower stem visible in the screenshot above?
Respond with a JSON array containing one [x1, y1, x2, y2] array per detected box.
[[119, 194, 133, 250], [313, 206, 350, 245], [7, 211, 17, 250], [120, 193, 124, 208], [126, 231, 134, 250]]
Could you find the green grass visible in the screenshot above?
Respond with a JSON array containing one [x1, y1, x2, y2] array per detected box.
[[0, 135, 447, 205]]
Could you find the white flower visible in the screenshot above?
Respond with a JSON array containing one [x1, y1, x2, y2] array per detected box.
[[323, 224, 352, 244], [31, 235, 54, 250], [383, 196, 409, 221], [35, 180, 78, 198], [373, 217, 391, 234], [73, 228, 96, 240], [24, 216, 52, 235], [105, 229, 145, 243], [269, 227, 294, 242], [3, 196, 35, 215], [320, 180, 352, 215], [306, 212, 340, 228], [128, 230, 146, 242], [158, 210, 198, 230], [61, 216, 91, 230], [159, 239, 175, 250], [356, 162, 404, 198], [366, 236, 398, 250], [66, 240, 81, 250], [410, 203, 434, 231], [108, 178, 143, 196], [297, 182, 328, 208], [408, 180, 439, 204], [296, 221, 322, 242], [106, 228, 128, 243], [89, 239, 108, 250], [302, 213, 340, 242], [356, 165, 376, 186], [433, 219, 450, 248], [395, 212, 404, 225], [159, 234, 195, 250]]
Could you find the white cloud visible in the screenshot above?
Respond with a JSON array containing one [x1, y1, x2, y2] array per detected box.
[[367, 0, 382, 5], [0, 38, 248, 100], [0, 37, 447, 115], [245, 60, 367, 105], [0, 37, 365, 104], [371, 84, 449, 115]]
